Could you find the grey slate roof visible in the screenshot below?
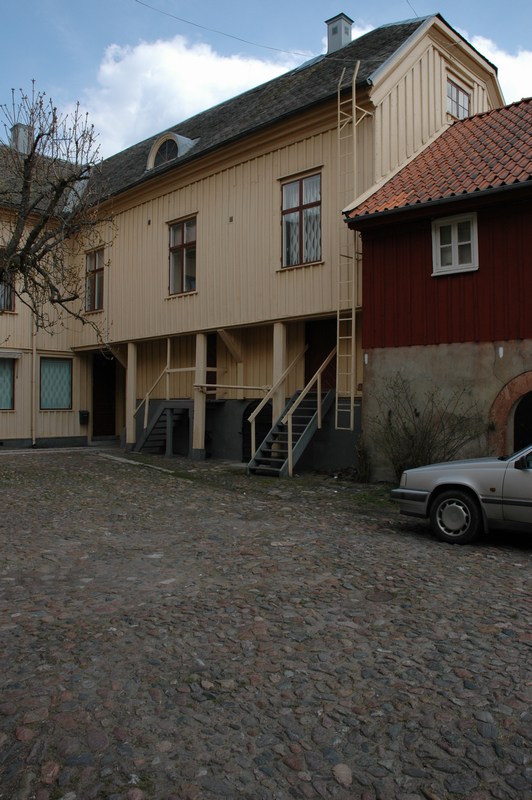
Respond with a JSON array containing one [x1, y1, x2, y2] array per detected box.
[[95, 17, 433, 200]]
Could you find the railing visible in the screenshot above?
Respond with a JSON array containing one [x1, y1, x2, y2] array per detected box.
[[135, 366, 195, 431], [282, 347, 336, 477], [248, 346, 308, 457]]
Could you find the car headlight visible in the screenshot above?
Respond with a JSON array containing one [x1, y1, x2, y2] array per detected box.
[[400, 472, 407, 487]]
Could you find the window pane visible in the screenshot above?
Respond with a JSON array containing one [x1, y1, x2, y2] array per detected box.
[[303, 175, 320, 204], [440, 245, 453, 267], [184, 247, 196, 291], [95, 272, 104, 308], [282, 182, 299, 211], [457, 221, 471, 243], [184, 219, 196, 243], [282, 212, 299, 266], [458, 243, 472, 264], [439, 225, 452, 246], [40, 359, 72, 410], [170, 223, 183, 247], [170, 249, 183, 294], [0, 359, 14, 409], [303, 206, 321, 262]]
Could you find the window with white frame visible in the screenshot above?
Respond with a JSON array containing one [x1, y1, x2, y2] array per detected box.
[[85, 248, 104, 311], [40, 358, 72, 410], [432, 213, 478, 275], [169, 218, 196, 294], [282, 174, 321, 267], [447, 78, 471, 119], [0, 359, 14, 409]]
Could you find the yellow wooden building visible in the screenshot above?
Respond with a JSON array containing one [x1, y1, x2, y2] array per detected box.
[[0, 13, 503, 474]]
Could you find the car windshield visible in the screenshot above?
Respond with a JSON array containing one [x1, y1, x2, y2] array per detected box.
[[498, 444, 532, 461]]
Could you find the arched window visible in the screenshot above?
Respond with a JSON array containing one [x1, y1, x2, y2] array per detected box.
[[154, 137, 178, 167], [146, 132, 197, 170]]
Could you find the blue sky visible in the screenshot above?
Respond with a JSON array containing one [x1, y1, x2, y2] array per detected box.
[[2, 1, 531, 157]]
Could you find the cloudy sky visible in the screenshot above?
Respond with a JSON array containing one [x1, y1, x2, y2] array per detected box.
[[2, 1, 531, 158]]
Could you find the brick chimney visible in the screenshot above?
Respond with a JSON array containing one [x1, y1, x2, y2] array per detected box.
[[325, 13, 354, 53]]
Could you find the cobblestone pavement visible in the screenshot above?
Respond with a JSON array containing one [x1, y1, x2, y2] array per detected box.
[[0, 448, 530, 800]]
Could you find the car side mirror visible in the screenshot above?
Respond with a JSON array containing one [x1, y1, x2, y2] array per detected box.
[[515, 455, 531, 470]]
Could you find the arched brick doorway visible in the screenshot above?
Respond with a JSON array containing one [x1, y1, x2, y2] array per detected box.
[[514, 392, 532, 450], [489, 372, 532, 454]]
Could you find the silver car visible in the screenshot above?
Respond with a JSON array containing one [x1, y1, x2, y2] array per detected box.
[[391, 445, 532, 544]]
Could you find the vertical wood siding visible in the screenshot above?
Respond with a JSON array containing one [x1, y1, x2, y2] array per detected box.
[[362, 199, 532, 349]]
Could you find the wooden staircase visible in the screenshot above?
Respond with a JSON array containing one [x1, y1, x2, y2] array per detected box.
[[134, 401, 188, 455], [247, 390, 334, 477]]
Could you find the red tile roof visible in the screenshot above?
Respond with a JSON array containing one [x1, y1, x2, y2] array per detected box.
[[346, 97, 532, 221]]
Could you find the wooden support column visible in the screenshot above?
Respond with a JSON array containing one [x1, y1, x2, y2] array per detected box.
[[192, 333, 207, 460], [125, 341, 137, 449], [272, 322, 287, 421]]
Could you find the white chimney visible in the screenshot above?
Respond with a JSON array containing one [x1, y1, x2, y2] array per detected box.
[[325, 13, 354, 53], [10, 123, 33, 154]]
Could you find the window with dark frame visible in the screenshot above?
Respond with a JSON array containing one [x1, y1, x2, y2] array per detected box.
[[169, 218, 196, 295], [40, 358, 72, 410], [0, 359, 14, 410], [0, 249, 15, 312], [85, 248, 104, 311], [0, 277, 14, 312], [282, 174, 321, 267], [447, 79, 471, 119]]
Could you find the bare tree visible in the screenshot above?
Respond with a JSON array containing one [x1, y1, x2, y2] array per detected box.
[[369, 373, 486, 480], [0, 84, 109, 331]]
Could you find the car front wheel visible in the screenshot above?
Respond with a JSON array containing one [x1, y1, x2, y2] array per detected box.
[[429, 490, 482, 544]]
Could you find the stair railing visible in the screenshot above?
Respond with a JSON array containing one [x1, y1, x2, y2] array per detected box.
[[135, 366, 195, 432], [282, 347, 336, 476], [248, 345, 308, 456]]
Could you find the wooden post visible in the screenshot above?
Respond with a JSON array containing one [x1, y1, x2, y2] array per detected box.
[[192, 333, 207, 460], [272, 322, 286, 422], [125, 341, 137, 448]]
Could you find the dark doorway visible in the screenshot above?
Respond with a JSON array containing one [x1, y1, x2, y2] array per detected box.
[[514, 391, 532, 451], [242, 400, 272, 462], [92, 352, 116, 437], [305, 318, 337, 389]]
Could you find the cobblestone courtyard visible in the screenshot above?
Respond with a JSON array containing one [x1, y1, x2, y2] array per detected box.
[[0, 449, 530, 800]]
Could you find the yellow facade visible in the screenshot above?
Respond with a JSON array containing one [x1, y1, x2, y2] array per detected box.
[[0, 15, 503, 465]]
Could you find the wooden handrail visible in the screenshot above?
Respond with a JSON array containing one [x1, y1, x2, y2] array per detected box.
[[282, 347, 336, 476], [248, 345, 308, 456]]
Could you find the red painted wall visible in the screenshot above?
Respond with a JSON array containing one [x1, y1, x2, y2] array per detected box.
[[361, 197, 532, 349]]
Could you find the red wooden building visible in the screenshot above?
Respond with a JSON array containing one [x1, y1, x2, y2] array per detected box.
[[345, 98, 532, 475]]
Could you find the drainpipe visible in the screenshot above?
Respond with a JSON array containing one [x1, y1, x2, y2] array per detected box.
[[30, 319, 37, 446]]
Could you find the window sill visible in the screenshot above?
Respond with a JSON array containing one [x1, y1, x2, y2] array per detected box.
[[432, 265, 478, 277], [84, 309, 104, 315], [277, 260, 324, 272], [166, 290, 198, 299]]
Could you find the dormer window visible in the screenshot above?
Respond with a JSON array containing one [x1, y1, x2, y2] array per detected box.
[[147, 132, 197, 170], [154, 138, 178, 167], [447, 78, 471, 119]]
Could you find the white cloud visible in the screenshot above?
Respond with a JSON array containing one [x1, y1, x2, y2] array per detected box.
[[82, 37, 301, 157], [470, 36, 532, 104]]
